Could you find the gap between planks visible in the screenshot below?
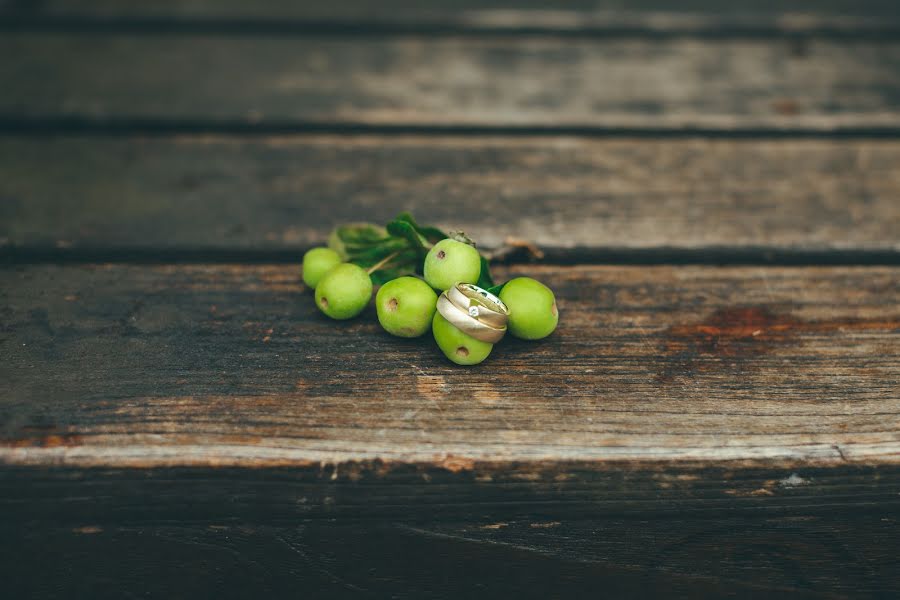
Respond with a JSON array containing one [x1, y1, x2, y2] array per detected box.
[[6, 118, 900, 139], [3, 247, 900, 267], [2, 19, 900, 40], [2, 0, 900, 39]]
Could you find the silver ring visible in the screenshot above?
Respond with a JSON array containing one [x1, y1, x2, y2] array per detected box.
[[437, 293, 507, 343], [447, 283, 510, 329]]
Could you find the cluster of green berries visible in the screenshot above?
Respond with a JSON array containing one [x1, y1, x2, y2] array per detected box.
[[302, 221, 558, 366]]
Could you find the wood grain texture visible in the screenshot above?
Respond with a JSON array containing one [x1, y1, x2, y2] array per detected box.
[[3, 2, 898, 594], [2, 136, 898, 255], [1, 264, 897, 470], [3, 0, 899, 35], [2, 515, 899, 599], [3, 35, 900, 130]]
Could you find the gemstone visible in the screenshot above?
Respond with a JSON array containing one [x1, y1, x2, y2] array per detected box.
[[468, 306, 480, 318]]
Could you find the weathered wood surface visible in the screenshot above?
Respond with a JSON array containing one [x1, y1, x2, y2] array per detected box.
[[2, 136, 898, 257], [2, 1, 899, 595], [2, 515, 898, 598], [3, 0, 899, 36], [3, 35, 900, 131], [2, 262, 899, 594], [2, 264, 898, 469]]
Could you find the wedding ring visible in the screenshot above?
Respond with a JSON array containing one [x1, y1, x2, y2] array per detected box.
[[447, 283, 510, 329], [437, 293, 507, 344]]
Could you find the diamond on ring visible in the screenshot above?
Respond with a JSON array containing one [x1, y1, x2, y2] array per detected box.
[[468, 306, 480, 318]]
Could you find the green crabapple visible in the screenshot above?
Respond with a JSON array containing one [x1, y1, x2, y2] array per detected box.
[[314, 263, 373, 320], [432, 312, 493, 366], [302, 247, 343, 289], [423, 239, 481, 292], [376, 276, 438, 338], [499, 277, 559, 340]]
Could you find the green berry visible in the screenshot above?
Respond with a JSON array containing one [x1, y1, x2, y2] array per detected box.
[[499, 277, 559, 340], [432, 312, 493, 366], [376, 277, 438, 338], [314, 263, 373, 320], [423, 239, 481, 291], [302, 247, 342, 289]]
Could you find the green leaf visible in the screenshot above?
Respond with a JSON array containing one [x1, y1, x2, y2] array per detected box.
[[394, 211, 416, 224], [369, 265, 416, 285], [386, 220, 428, 257], [418, 225, 449, 244], [326, 213, 459, 286], [394, 212, 448, 245], [476, 255, 495, 289], [361, 248, 420, 284], [349, 243, 408, 268], [328, 223, 391, 259], [340, 222, 390, 244], [487, 282, 506, 296]]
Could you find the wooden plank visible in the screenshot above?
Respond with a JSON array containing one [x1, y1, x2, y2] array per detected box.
[[2, 264, 898, 470], [3, 0, 899, 35], [2, 136, 898, 255], [2, 515, 899, 598], [2, 263, 898, 595], [2, 35, 900, 131]]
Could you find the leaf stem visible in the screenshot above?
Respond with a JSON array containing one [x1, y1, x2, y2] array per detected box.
[[366, 251, 402, 275]]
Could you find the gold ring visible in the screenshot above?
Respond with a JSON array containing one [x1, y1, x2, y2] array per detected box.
[[436, 293, 507, 343], [447, 283, 510, 329]]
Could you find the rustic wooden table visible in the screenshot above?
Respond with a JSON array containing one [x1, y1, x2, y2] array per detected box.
[[1, 1, 899, 597]]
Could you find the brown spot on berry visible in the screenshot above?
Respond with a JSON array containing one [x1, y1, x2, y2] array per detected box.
[[551, 301, 558, 317], [456, 346, 469, 358], [387, 298, 398, 312], [437, 250, 446, 260], [320, 297, 328, 308]]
